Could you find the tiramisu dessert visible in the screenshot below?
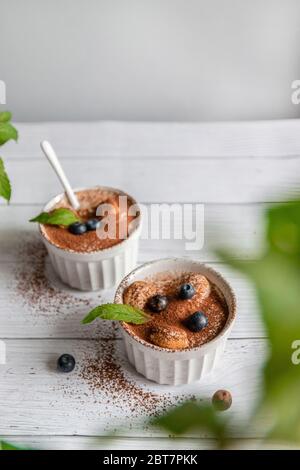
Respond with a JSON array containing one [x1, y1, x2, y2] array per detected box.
[[123, 272, 228, 350], [40, 188, 138, 253], [33, 186, 142, 291]]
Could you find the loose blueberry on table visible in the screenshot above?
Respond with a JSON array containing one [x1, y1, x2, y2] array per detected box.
[[179, 283, 195, 300], [68, 222, 87, 235], [185, 311, 208, 332], [147, 294, 168, 313], [57, 354, 76, 373]]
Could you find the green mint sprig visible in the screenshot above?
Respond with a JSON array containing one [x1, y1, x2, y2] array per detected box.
[[0, 112, 18, 145], [30, 208, 80, 226], [0, 157, 11, 202], [82, 303, 152, 325], [0, 111, 18, 202]]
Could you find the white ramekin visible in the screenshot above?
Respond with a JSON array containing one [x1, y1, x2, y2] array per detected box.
[[114, 258, 237, 385], [39, 186, 142, 291]]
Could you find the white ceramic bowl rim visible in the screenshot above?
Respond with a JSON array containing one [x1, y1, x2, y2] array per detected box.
[[39, 185, 142, 255], [115, 258, 237, 355]]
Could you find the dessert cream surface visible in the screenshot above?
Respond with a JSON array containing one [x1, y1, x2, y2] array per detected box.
[[41, 189, 137, 253], [123, 272, 229, 350]]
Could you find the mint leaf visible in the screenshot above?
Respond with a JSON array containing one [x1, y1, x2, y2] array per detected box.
[[30, 208, 80, 226], [0, 111, 12, 123], [0, 157, 11, 202], [82, 303, 152, 325], [0, 122, 18, 146]]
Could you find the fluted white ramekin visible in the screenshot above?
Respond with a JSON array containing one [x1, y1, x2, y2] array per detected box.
[[39, 186, 142, 291], [115, 258, 237, 385]]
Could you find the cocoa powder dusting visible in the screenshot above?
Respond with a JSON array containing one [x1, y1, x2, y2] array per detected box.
[[78, 340, 176, 417], [13, 234, 98, 315]]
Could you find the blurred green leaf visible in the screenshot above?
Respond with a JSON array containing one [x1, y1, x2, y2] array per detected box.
[[267, 201, 300, 260], [152, 401, 229, 446], [219, 200, 300, 444], [0, 157, 11, 202], [0, 121, 18, 146], [0, 440, 24, 450], [0, 112, 17, 201], [0, 111, 12, 123]]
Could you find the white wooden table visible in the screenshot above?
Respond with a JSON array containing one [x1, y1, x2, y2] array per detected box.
[[1, 120, 300, 450]]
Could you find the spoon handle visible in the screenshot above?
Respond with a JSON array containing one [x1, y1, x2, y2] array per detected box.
[[41, 140, 80, 210]]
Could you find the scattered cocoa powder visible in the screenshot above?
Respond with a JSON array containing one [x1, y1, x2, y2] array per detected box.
[[13, 234, 99, 315], [78, 340, 176, 417], [55, 338, 195, 422]]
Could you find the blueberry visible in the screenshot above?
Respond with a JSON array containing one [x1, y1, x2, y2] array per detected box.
[[179, 283, 195, 300], [68, 222, 87, 235], [57, 354, 76, 373], [86, 218, 101, 231], [148, 295, 168, 313], [185, 311, 208, 332]]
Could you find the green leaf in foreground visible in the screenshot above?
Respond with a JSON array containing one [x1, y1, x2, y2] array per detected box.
[[218, 199, 300, 444], [82, 303, 152, 325], [0, 121, 18, 146], [0, 111, 12, 123], [0, 157, 11, 202], [152, 402, 228, 447], [30, 208, 80, 226], [266, 200, 300, 261], [0, 440, 25, 450]]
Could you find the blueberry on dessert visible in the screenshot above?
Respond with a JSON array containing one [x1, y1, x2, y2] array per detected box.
[[86, 218, 101, 231], [185, 311, 208, 332], [179, 283, 195, 300], [68, 221, 87, 235], [147, 294, 168, 313]]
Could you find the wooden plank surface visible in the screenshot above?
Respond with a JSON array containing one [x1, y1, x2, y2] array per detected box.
[[4, 436, 288, 450], [4, 120, 300, 159], [0, 338, 267, 438], [3, 157, 300, 204], [3, 435, 294, 450], [0, 436, 218, 450]]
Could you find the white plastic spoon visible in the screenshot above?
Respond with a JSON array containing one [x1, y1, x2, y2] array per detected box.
[[40, 140, 80, 210]]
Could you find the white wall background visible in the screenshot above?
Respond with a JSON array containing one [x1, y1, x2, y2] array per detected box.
[[1, 0, 300, 122]]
